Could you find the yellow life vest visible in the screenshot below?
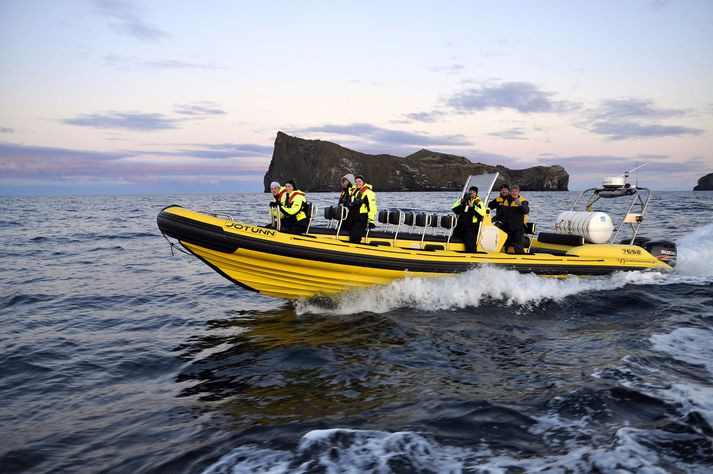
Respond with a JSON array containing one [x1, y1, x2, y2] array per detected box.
[[284, 190, 307, 221], [352, 184, 377, 222]]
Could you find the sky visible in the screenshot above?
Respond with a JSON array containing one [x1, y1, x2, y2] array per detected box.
[[1, 0, 712, 195]]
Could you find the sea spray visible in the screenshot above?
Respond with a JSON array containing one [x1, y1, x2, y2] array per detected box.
[[296, 223, 713, 315], [295, 266, 669, 315], [674, 222, 713, 277]]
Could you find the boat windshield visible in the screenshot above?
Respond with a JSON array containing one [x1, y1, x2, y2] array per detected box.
[[461, 173, 499, 201]]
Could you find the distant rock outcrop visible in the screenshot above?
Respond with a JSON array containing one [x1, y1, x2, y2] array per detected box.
[[693, 173, 713, 191], [263, 132, 569, 192]]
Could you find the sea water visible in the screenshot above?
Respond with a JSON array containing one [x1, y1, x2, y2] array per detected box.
[[0, 191, 711, 473]]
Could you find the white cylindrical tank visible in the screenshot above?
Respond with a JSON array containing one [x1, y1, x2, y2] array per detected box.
[[554, 211, 614, 244]]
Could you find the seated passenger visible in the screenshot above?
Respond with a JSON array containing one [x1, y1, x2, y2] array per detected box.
[[280, 179, 308, 234], [338, 173, 355, 207], [267, 181, 287, 229]]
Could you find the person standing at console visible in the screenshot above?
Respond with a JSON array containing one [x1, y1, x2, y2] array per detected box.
[[501, 184, 529, 254]]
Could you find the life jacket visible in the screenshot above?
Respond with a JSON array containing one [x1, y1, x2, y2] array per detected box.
[[351, 184, 377, 221], [338, 185, 354, 206], [283, 190, 307, 222], [502, 195, 529, 225], [452, 196, 486, 223], [269, 186, 288, 220]]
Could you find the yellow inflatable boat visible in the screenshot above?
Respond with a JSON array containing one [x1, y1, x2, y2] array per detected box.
[[157, 173, 675, 299]]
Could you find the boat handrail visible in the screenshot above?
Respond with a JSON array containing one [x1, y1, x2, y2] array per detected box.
[[305, 203, 318, 234], [391, 210, 406, 245], [569, 186, 652, 244], [440, 214, 458, 250], [419, 213, 432, 246], [335, 205, 349, 239], [206, 211, 235, 222]]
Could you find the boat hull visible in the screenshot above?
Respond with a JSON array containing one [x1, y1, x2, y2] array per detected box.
[[157, 206, 672, 299]]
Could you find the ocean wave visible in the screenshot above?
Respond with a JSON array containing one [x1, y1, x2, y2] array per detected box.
[[294, 224, 713, 315], [203, 429, 465, 474], [202, 425, 707, 474], [675, 223, 713, 277], [649, 327, 713, 428], [296, 267, 668, 315]]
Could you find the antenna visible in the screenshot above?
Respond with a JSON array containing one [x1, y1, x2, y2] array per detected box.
[[621, 162, 648, 177], [621, 162, 648, 186]]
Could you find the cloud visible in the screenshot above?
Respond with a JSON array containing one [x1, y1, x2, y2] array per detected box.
[[0, 127, 14, 133], [588, 122, 704, 140], [293, 123, 471, 147], [0, 142, 271, 185], [580, 97, 703, 140], [145, 143, 273, 159], [402, 111, 446, 123], [488, 127, 529, 140], [590, 98, 688, 121], [446, 82, 559, 113], [62, 111, 180, 131], [104, 54, 225, 71], [174, 102, 226, 117], [61, 102, 229, 131], [93, 0, 169, 42], [537, 154, 707, 190], [428, 64, 465, 74]]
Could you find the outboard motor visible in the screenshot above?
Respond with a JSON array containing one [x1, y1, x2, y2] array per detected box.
[[643, 240, 677, 267]]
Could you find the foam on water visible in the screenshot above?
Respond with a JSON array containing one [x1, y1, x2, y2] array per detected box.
[[649, 327, 713, 428], [650, 327, 713, 377], [674, 222, 713, 277], [296, 267, 667, 315], [203, 429, 465, 474], [296, 223, 713, 315], [203, 425, 707, 474]]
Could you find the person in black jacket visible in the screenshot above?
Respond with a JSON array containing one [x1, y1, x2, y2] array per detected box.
[[488, 183, 510, 227], [501, 184, 530, 254], [451, 186, 486, 252]]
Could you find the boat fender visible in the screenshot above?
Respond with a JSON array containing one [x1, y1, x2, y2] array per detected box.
[[440, 215, 457, 229], [429, 213, 439, 228], [555, 211, 614, 244], [378, 210, 389, 224], [537, 232, 585, 246], [642, 240, 677, 267], [324, 206, 335, 220], [415, 213, 429, 227]]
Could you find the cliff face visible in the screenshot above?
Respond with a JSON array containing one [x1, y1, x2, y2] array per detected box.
[[263, 132, 569, 192], [693, 173, 713, 191]]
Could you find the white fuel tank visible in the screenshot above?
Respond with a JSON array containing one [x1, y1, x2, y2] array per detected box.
[[554, 211, 614, 244]]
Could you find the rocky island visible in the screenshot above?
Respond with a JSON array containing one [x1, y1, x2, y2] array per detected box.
[[693, 173, 713, 191], [263, 132, 569, 192]]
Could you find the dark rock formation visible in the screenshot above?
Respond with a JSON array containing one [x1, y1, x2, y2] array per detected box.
[[263, 132, 569, 192], [693, 173, 713, 191]]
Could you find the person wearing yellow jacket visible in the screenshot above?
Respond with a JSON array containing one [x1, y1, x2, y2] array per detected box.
[[280, 178, 308, 234], [451, 186, 486, 252], [347, 175, 377, 243], [268, 181, 288, 228]]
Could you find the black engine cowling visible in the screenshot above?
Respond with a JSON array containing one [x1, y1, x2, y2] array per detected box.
[[642, 240, 677, 267]]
